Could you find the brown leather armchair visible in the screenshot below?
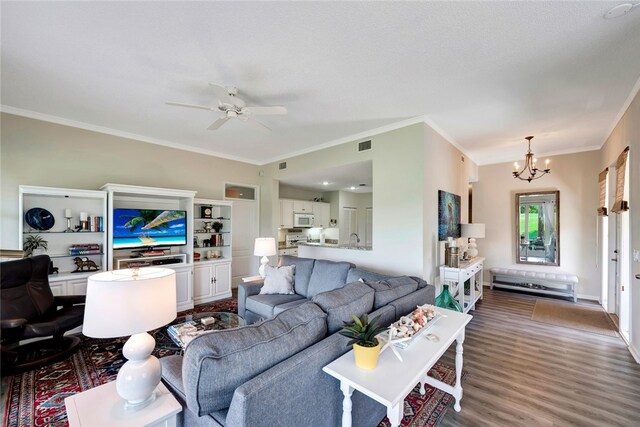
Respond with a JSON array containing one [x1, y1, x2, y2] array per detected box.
[[1, 255, 86, 375]]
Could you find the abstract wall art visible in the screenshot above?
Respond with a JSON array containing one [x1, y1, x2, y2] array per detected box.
[[438, 190, 461, 241]]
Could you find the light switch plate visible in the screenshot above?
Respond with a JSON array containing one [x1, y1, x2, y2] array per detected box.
[[633, 249, 640, 262]]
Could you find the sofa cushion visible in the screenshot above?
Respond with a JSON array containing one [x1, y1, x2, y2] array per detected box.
[[246, 293, 306, 319], [312, 281, 374, 333], [279, 255, 315, 297], [389, 286, 436, 320], [346, 267, 390, 284], [182, 302, 327, 415], [364, 276, 419, 309], [306, 259, 354, 299], [273, 299, 309, 316], [260, 265, 295, 295]]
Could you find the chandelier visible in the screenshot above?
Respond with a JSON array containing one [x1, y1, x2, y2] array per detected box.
[[512, 136, 550, 182]]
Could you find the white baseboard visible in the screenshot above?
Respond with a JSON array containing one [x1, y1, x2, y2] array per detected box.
[[628, 343, 640, 364]]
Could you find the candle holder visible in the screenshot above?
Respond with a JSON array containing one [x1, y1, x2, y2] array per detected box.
[[64, 209, 74, 232]]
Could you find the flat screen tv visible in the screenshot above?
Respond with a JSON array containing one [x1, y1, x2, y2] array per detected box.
[[113, 208, 187, 250]]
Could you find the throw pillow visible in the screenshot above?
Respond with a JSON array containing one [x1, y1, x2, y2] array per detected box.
[[260, 264, 295, 295]]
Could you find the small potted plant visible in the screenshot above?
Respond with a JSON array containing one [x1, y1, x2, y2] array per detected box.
[[23, 234, 48, 257], [212, 221, 223, 233], [339, 313, 387, 369]]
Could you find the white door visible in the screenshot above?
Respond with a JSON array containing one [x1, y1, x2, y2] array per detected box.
[[341, 207, 358, 245], [230, 199, 259, 286]]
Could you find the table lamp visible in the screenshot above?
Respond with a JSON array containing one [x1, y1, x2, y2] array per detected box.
[[254, 237, 276, 278], [461, 223, 485, 258], [83, 267, 176, 409]]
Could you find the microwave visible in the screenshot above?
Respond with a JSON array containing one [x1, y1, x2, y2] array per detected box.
[[293, 213, 315, 228]]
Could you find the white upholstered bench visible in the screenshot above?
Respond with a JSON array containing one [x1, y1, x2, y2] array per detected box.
[[490, 267, 578, 302]]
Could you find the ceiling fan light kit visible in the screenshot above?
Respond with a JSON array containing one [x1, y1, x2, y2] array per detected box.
[[166, 83, 287, 132], [512, 136, 551, 183]]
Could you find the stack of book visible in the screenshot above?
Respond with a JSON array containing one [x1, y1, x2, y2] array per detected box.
[[85, 216, 104, 232], [167, 320, 197, 347], [69, 244, 101, 256]]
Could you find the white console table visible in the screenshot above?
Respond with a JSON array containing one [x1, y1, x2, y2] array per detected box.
[[439, 257, 484, 314]]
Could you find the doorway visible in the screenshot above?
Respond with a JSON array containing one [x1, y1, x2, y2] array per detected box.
[[224, 183, 259, 287], [605, 160, 631, 342]]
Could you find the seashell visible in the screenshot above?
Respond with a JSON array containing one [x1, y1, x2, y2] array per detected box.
[[402, 317, 415, 328], [412, 323, 421, 331]]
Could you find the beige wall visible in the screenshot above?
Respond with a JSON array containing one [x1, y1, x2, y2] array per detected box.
[[0, 113, 259, 248], [599, 90, 640, 360], [269, 122, 476, 281], [473, 150, 601, 298], [423, 123, 474, 283]]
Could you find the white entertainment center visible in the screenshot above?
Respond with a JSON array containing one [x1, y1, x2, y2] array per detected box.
[[18, 184, 233, 312]]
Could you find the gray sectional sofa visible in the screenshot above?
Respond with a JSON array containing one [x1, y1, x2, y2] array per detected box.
[[161, 256, 436, 427]]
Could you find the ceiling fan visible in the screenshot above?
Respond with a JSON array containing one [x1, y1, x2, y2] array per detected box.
[[166, 83, 287, 132]]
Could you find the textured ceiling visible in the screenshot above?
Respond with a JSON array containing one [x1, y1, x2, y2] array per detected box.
[[2, 1, 639, 165]]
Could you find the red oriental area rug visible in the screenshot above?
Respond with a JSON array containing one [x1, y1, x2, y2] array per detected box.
[[3, 298, 461, 427]]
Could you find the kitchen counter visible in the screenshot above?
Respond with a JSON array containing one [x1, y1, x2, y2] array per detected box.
[[298, 242, 372, 251]]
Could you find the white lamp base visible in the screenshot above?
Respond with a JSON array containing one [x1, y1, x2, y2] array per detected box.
[[116, 332, 162, 410], [467, 238, 478, 258], [258, 256, 270, 278]]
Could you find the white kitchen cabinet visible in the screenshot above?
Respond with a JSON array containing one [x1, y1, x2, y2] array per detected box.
[[280, 199, 294, 228], [172, 265, 194, 311], [278, 248, 298, 257], [293, 200, 313, 213], [192, 261, 232, 304], [312, 202, 331, 228]]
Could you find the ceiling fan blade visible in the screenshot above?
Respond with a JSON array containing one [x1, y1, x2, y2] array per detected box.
[[166, 101, 217, 111], [242, 117, 271, 133], [243, 106, 288, 115], [208, 83, 234, 104], [207, 116, 230, 130]]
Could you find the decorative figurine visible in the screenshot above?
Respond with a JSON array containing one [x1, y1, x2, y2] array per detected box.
[[72, 257, 99, 272]]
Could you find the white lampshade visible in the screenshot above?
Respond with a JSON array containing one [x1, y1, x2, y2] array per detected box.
[[254, 237, 277, 257], [461, 223, 485, 239], [83, 267, 177, 338], [83, 267, 177, 409]]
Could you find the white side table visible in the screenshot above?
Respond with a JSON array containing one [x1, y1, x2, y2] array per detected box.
[[65, 381, 181, 427]]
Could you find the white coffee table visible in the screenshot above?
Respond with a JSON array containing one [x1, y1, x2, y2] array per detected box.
[[322, 308, 472, 427]]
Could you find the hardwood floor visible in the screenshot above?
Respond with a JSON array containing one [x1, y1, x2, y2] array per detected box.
[[438, 288, 640, 427]]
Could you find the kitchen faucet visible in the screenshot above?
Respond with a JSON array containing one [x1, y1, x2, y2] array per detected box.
[[349, 233, 360, 246]]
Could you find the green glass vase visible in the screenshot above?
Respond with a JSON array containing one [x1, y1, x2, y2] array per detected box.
[[435, 284, 462, 312]]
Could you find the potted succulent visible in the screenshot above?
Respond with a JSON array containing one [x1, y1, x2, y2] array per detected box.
[[23, 234, 48, 257], [339, 313, 387, 369], [212, 221, 223, 233]]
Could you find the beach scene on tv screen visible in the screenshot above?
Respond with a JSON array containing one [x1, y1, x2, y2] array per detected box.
[[113, 209, 186, 249]]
